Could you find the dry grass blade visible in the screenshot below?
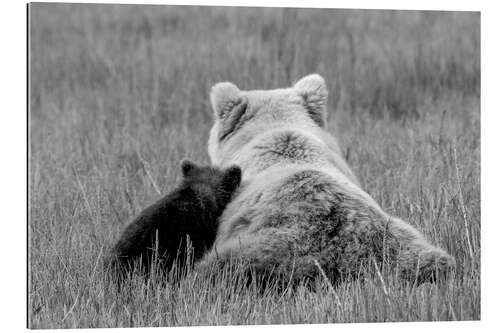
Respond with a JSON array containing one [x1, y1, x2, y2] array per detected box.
[[73, 168, 96, 223], [453, 144, 475, 263], [61, 293, 80, 323], [314, 259, 342, 309], [371, 257, 392, 306], [136, 147, 162, 196]]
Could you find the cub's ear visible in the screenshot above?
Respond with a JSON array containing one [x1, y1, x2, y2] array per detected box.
[[221, 165, 242, 192], [210, 81, 248, 140], [293, 74, 328, 127], [180, 159, 198, 177]]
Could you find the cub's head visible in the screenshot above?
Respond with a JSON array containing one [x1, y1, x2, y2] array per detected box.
[[208, 74, 328, 165], [180, 159, 242, 209]]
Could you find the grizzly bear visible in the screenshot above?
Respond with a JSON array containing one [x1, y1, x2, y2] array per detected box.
[[107, 159, 242, 279], [197, 74, 455, 286]]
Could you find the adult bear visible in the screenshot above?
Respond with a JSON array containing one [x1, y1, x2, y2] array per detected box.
[[197, 74, 455, 286]]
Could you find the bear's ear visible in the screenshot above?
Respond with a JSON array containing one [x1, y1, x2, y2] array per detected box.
[[210, 82, 241, 119], [221, 165, 242, 192], [210, 81, 248, 140], [293, 74, 328, 127], [180, 159, 198, 177]]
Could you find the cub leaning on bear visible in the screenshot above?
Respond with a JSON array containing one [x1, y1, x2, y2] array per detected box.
[[195, 74, 455, 286], [106, 159, 242, 280]]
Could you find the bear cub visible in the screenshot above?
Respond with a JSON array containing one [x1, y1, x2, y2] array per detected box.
[[107, 159, 242, 279]]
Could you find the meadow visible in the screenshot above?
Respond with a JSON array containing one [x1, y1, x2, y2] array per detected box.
[[28, 4, 480, 328]]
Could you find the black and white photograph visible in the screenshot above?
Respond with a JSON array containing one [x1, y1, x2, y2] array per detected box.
[[26, 1, 483, 329]]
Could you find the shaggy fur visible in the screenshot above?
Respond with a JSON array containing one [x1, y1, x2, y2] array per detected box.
[[106, 160, 241, 278], [198, 74, 455, 286]]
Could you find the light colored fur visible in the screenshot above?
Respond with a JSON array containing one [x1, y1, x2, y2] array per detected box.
[[199, 74, 455, 284]]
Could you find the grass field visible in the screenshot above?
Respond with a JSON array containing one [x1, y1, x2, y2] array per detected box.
[[28, 4, 480, 328]]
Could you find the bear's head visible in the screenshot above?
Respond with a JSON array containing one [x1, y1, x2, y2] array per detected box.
[[180, 159, 242, 209], [208, 74, 328, 165]]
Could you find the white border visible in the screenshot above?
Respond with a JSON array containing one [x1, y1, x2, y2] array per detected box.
[[17, 0, 484, 11]]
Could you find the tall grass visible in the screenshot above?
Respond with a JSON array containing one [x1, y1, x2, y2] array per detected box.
[[28, 4, 480, 328]]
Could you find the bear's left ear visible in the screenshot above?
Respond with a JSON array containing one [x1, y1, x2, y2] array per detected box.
[[210, 82, 241, 120], [293, 74, 328, 127], [210, 81, 248, 140], [180, 159, 198, 177]]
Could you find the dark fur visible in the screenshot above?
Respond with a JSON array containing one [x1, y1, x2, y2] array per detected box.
[[105, 159, 241, 279]]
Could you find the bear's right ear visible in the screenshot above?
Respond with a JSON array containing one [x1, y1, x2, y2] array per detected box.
[[221, 165, 242, 192], [210, 82, 248, 140], [294, 74, 328, 127], [180, 159, 197, 177]]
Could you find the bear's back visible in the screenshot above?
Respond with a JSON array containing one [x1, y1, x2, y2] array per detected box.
[[215, 160, 382, 245]]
